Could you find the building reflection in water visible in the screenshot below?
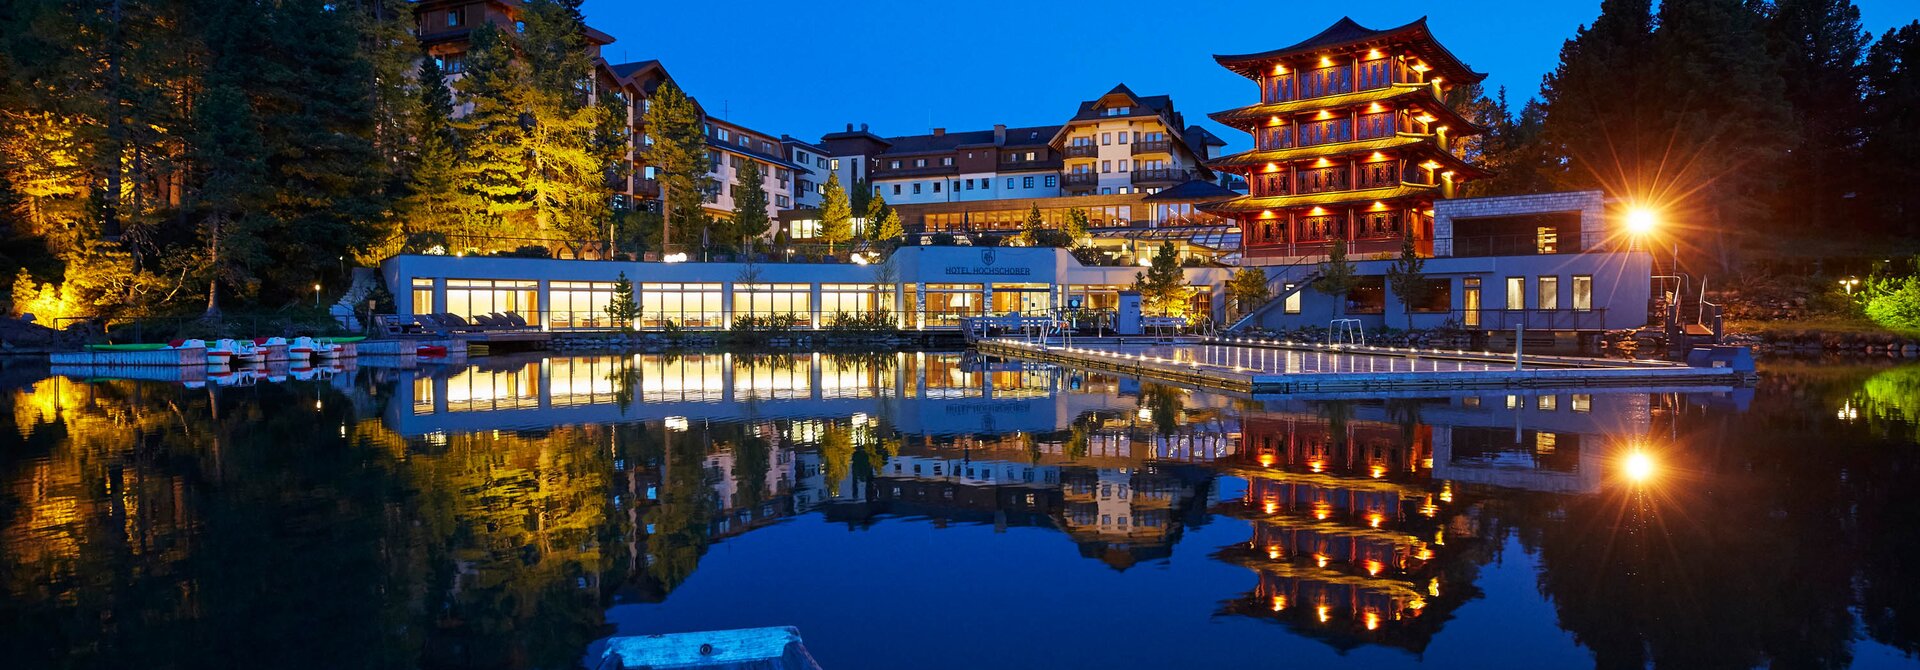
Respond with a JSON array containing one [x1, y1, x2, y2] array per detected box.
[[19, 349, 1894, 669]]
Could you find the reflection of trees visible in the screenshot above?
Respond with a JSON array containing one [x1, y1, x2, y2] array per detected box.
[[1488, 380, 1920, 668], [1856, 364, 1920, 440], [640, 422, 713, 594], [1137, 383, 1185, 436], [0, 379, 432, 668], [819, 424, 853, 497]]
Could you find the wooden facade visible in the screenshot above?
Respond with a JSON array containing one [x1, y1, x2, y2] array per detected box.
[[1204, 18, 1492, 262]]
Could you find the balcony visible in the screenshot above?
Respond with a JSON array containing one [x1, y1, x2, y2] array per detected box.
[[1065, 144, 1099, 159], [1131, 139, 1171, 156], [633, 178, 660, 198], [1131, 168, 1192, 185], [1063, 173, 1099, 188]]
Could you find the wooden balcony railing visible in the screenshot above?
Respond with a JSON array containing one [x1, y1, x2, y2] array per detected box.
[[1131, 139, 1171, 155], [1065, 145, 1099, 159], [1130, 168, 1191, 184], [1062, 173, 1099, 188]]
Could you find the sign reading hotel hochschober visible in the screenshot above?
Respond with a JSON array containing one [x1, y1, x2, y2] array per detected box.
[[943, 249, 1033, 276]]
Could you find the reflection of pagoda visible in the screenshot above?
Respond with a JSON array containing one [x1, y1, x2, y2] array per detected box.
[[1212, 410, 1480, 653]]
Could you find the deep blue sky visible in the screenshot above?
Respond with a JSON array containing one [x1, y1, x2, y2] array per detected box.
[[581, 0, 1916, 151]]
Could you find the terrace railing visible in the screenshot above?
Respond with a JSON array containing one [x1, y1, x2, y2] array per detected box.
[[369, 233, 883, 265], [1445, 308, 1611, 331]]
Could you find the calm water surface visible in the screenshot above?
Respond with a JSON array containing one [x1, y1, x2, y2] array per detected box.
[[5, 352, 1920, 669]]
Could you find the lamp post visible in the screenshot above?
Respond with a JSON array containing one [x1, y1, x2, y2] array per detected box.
[[1840, 277, 1860, 296], [313, 283, 322, 307]]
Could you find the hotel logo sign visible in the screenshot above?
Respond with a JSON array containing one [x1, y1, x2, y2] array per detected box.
[[943, 248, 1031, 276]]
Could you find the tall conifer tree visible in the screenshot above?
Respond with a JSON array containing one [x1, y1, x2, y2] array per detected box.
[[640, 82, 708, 248], [729, 161, 771, 250], [453, 24, 534, 238]]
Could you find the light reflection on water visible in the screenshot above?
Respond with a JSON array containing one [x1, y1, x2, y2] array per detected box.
[[3, 353, 1920, 669]]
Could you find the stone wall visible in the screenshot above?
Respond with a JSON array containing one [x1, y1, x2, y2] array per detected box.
[[1433, 190, 1607, 257]]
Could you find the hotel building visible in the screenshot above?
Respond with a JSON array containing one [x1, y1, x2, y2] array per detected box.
[[415, 1, 824, 228], [392, 11, 1658, 341], [848, 85, 1225, 207]]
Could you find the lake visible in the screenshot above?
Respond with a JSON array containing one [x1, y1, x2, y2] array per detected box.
[[5, 352, 1920, 669]]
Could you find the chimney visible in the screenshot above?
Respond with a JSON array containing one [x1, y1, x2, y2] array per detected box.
[[993, 124, 1007, 145], [846, 123, 853, 131], [860, 123, 869, 131], [932, 127, 945, 136]]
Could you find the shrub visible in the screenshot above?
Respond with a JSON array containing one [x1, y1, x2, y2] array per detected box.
[[828, 309, 898, 333], [929, 233, 956, 246], [731, 313, 799, 336], [1866, 276, 1920, 330]]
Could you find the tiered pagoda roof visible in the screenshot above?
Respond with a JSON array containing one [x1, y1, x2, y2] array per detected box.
[[1212, 17, 1486, 84]]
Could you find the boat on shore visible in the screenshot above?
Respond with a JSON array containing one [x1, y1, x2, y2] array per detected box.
[[596, 627, 822, 670]]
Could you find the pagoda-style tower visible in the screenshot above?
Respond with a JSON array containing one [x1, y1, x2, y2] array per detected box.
[[1205, 17, 1491, 263]]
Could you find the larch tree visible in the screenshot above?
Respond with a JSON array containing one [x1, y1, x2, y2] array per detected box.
[[452, 24, 534, 239], [1385, 234, 1431, 330], [518, 0, 613, 243], [818, 173, 853, 254], [639, 81, 709, 250]]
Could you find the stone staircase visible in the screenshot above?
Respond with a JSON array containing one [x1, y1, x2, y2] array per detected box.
[[330, 267, 380, 331], [1226, 268, 1323, 332]]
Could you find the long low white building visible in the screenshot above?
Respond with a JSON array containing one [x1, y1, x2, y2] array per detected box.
[[385, 246, 1235, 330], [382, 191, 1654, 335]]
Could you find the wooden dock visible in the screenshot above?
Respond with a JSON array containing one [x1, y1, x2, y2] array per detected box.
[[976, 338, 1753, 395]]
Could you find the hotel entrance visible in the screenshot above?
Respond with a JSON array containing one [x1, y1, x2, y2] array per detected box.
[[990, 283, 1052, 316]]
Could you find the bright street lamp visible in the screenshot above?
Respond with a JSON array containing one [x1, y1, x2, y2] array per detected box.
[[1626, 207, 1658, 236], [313, 283, 322, 307]]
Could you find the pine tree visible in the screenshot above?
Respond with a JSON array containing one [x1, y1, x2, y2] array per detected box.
[[1863, 23, 1920, 235], [1472, 89, 1561, 196], [1541, 0, 1658, 190], [1768, 0, 1870, 235], [730, 160, 771, 251], [1064, 208, 1092, 245], [397, 57, 473, 240], [452, 24, 534, 237], [639, 81, 709, 249], [1386, 234, 1431, 330], [255, 0, 388, 293], [357, 0, 424, 173], [1650, 0, 1792, 262], [1131, 242, 1192, 317], [866, 193, 903, 243], [1019, 205, 1044, 246], [819, 173, 852, 253], [1226, 267, 1271, 320], [606, 271, 639, 331], [190, 79, 271, 317]]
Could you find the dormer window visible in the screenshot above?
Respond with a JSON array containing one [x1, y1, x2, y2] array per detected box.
[[447, 7, 465, 26], [1103, 106, 1130, 117]]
